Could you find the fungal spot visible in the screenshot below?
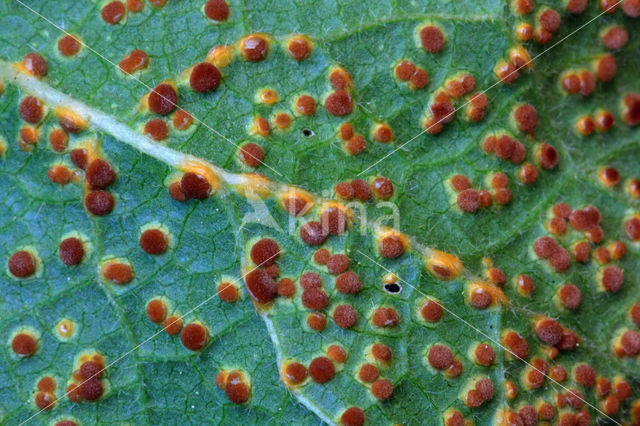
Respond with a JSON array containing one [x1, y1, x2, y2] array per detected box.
[[325, 90, 353, 117], [48, 165, 71, 185], [190, 62, 221, 93], [601, 265, 624, 292], [19, 96, 43, 124], [457, 189, 481, 213], [35, 391, 55, 410], [372, 307, 399, 328], [163, 315, 182, 335], [250, 238, 280, 267], [379, 234, 406, 258], [59, 237, 85, 266], [307, 312, 326, 331], [373, 124, 393, 143], [58, 35, 81, 57], [474, 343, 495, 366], [340, 407, 365, 426], [276, 278, 295, 297], [409, 67, 429, 90], [327, 254, 349, 275], [334, 304, 357, 329], [284, 362, 307, 386], [371, 379, 393, 400], [86, 159, 116, 189], [371, 343, 392, 364], [503, 331, 529, 359], [238, 142, 264, 167], [574, 364, 596, 386], [516, 23, 533, 41], [11, 332, 37, 357], [535, 318, 563, 345], [514, 0, 534, 15], [139, 228, 168, 255], [148, 83, 178, 115], [127, 0, 143, 11], [241, 34, 268, 61], [119, 49, 149, 74], [450, 174, 471, 192], [287, 36, 311, 61], [308, 356, 335, 383], [300, 221, 328, 246], [420, 25, 445, 53], [335, 271, 362, 294], [101, 1, 126, 24], [144, 118, 168, 141], [180, 322, 208, 351], [313, 248, 330, 265], [465, 378, 494, 408], [595, 110, 614, 132], [372, 176, 394, 200], [244, 269, 276, 304], [56, 319, 75, 339], [421, 300, 443, 322], [204, 0, 229, 21], [146, 298, 167, 323], [56, 108, 87, 133], [173, 110, 193, 131], [180, 172, 210, 199], [514, 104, 538, 134], [85, 190, 115, 216], [395, 60, 416, 81], [596, 54, 617, 82], [495, 61, 519, 84], [623, 93, 640, 125], [225, 371, 250, 404], [22, 53, 47, 77], [602, 26, 628, 50], [296, 95, 316, 116], [8, 250, 36, 278], [537, 143, 558, 170], [344, 134, 366, 155], [274, 112, 292, 129], [427, 344, 453, 370], [302, 287, 329, 310]]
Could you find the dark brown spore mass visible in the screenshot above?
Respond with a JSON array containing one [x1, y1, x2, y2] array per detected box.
[[244, 269, 276, 303], [180, 172, 210, 199], [204, 0, 229, 21], [180, 322, 208, 351], [8, 251, 36, 278], [324, 90, 353, 116], [86, 159, 116, 189], [250, 238, 279, 266], [59, 237, 84, 266], [420, 25, 445, 53], [190, 62, 221, 93], [308, 356, 335, 383], [148, 83, 178, 115], [140, 229, 168, 255], [19, 96, 43, 124], [85, 190, 114, 216], [300, 221, 328, 246]]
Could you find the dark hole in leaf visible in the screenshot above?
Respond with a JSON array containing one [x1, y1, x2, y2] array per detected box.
[[383, 283, 401, 294], [302, 128, 314, 137]]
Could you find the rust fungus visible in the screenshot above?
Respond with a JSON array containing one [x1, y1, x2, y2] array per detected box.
[[180, 322, 208, 351], [119, 50, 149, 74], [225, 371, 250, 404], [340, 407, 365, 426], [420, 25, 445, 53], [241, 34, 269, 61], [204, 0, 229, 21], [59, 237, 85, 266], [102, 260, 133, 284], [190, 62, 221, 93], [163, 316, 182, 335], [325, 90, 353, 117], [101, 1, 126, 24], [11, 332, 37, 357], [308, 356, 334, 383], [148, 83, 178, 115], [146, 299, 167, 323], [22, 53, 48, 78]]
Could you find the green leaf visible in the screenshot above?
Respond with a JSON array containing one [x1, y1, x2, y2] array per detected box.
[[1, 0, 639, 425]]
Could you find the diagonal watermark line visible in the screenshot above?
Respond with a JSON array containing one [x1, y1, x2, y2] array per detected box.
[[358, 0, 623, 176], [355, 250, 622, 425], [12, 0, 284, 177], [19, 250, 280, 425]]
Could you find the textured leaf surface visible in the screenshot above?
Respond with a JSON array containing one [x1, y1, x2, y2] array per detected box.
[[1, 0, 639, 425]]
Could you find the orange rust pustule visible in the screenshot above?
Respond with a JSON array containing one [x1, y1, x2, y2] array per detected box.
[[8, 251, 36, 278], [59, 237, 84, 266], [21, 53, 48, 77], [306, 312, 326, 331], [225, 371, 250, 404], [148, 83, 178, 115], [190, 62, 221, 93], [371, 379, 393, 400], [180, 322, 208, 351], [296, 95, 316, 116], [145, 118, 168, 140], [102, 1, 126, 24], [244, 269, 276, 303], [163, 316, 182, 335], [372, 307, 399, 328], [340, 407, 365, 426], [85, 190, 114, 216], [287, 36, 311, 61], [325, 90, 353, 116], [284, 362, 307, 385], [86, 159, 115, 189], [11, 333, 37, 356], [140, 229, 168, 255], [241, 35, 269, 61], [146, 299, 166, 323], [308, 356, 334, 383], [119, 49, 149, 74], [102, 261, 133, 284], [250, 238, 280, 266], [19, 96, 43, 124], [420, 25, 445, 53], [204, 0, 229, 21], [218, 282, 239, 302], [426, 250, 463, 280], [333, 304, 357, 329], [56, 108, 87, 133], [58, 35, 81, 57], [335, 271, 362, 294]]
